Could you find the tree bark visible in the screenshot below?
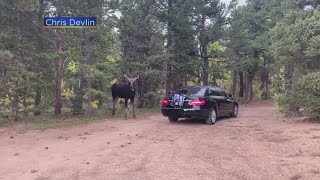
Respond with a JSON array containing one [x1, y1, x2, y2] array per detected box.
[[245, 73, 254, 104], [165, 65, 171, 95], [260, 71, 269, 100], [165, 0, 173, 96], [83, 30, 93, 111], [11, 94, 19, 121], [138, 77, 144, 108], [238, 71, 244, 98], [284, 64, 294, 94], [260, 68, 269, 100], [54, 29, 63, 115], [246, 75, 253, 104], [199, 12, 209, 86], [34, 89, 41, 116], [13, 9, 23, 120], [34, 0, 44, 116], [284, 63, 299, 112], [232, 70, 237, 98], [54, 1, 64, 115]]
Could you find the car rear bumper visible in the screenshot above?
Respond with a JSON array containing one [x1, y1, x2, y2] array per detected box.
[[161, 108, 210, 119]]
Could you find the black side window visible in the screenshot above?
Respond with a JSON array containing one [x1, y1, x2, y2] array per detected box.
[[216, 87, 227, 97], [210, 89, 221, 96], [220, 91, 227, 97]]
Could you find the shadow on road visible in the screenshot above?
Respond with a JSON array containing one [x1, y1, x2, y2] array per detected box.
[[172, 116, 235, 125]]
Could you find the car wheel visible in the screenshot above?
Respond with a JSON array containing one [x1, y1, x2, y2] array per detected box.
[[205, 108, 217, 125], [168, 116, 178, 122], [231, 105, 238, 118]]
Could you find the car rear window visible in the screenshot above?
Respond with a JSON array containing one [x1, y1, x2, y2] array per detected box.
[[175, 87, 207, 96]]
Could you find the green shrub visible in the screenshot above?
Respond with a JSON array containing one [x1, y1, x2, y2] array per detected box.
[[143, 92, 161, 108], [274, 93, 298, 116], [275, 72, 320, 119], [294, 72, 320, 119]]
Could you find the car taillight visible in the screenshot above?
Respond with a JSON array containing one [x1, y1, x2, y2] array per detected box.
[[189, 99, 205, 106], [162, 99, 170, 106]]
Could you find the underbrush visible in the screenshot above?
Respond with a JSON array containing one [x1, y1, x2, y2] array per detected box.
[[0, 107, 160, 130], [275, 72, 320, 121]]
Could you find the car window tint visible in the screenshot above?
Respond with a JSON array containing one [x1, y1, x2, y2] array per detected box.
[[215, 87, 227, 97], [176, 87, 207, 96], [220, 91, 227, 97], [210, 89, 221, 96]]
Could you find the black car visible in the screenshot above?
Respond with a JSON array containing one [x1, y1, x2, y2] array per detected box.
[[161, 86, 238, 125]]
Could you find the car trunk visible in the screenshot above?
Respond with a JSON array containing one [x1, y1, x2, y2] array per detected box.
[[166, 93, 197, 109]]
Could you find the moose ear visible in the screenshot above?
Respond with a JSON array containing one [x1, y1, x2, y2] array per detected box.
[[124, 74, 129, 79], [134, 75, 140, 81]]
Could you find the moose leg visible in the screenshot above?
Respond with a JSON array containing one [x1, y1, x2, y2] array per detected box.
[[124, 98, 128, 120], [112, 97, 117, 116], [130, 98, 136, 118]]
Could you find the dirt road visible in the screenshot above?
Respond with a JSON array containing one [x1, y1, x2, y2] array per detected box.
[[1, 102, 320, 180]]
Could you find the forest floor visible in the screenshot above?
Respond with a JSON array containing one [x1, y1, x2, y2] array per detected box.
[[0, 101, 320, 180]]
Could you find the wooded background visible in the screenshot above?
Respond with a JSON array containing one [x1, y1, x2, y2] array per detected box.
[[0, 0, 319, 120]]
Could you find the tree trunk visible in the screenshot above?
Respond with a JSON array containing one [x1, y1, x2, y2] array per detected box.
[[138, 77, 144, 108], [260, 59, 269, 100], [84, 30, 93, 111], [284, 63, 299, 112], [284, 64, 294, 94], [34, 89, 41, 116], [54, 29, 63, 115], [265, 74, 269, 99], [54, 1, 64, 115], [165, 64, 172, 95], [13, 10, 23, 120], [246, 75, 253, 104], [260, 71, 269, 100], [165, 0, 173, 96], [199, 12, 209, 86], [34, 0, 44, 117], [238, 71, 244, 98], [245, 73, 254, 104], [232, 70, 237, 98], [11, 94, 19, 121]]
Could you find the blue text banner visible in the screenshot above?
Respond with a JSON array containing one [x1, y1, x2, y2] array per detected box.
[[43, 17, 97, 28]]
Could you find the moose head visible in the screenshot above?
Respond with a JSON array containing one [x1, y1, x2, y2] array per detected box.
[[124, 74, 139, 91]]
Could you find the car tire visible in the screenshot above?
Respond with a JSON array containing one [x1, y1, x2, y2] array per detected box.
[[231, 104, 238, 118], [168, 116, 178, 122], [205, 108, 217, 125]]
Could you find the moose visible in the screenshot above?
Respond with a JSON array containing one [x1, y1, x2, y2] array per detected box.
[[111, 74, 139, 119]]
